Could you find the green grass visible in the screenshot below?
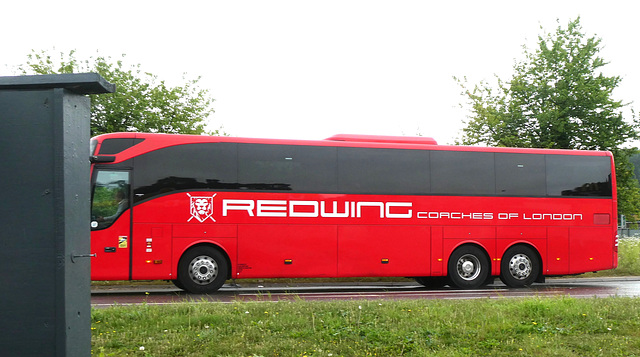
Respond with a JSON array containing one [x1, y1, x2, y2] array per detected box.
[[617, 237, 640, 275], [92, 297, 640, 356]]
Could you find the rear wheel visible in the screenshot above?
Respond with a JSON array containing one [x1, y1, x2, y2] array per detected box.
[[448, 245, 490, 289], [177, 246, 228, 294], [500, 245, 539, 288]]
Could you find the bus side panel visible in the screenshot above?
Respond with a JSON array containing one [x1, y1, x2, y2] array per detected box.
[[443, 226, 496, 252], [569, 226, 615, 273], [237, 224, 338, 278], [430, 226, 444, 276], [337, 225, 430, 277], [546, 227, 569, 275], [131, 224, 173, 280]]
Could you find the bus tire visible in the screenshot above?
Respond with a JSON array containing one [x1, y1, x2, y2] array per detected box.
[[171, 279, 185, 290], [500, 245, 539, 288], [414, 277, 448, 288], [448, 245, 490, 289], [177, 246, 228, 294]]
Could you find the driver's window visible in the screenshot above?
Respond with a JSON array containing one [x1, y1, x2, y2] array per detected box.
[[91, 171, 130, 230]]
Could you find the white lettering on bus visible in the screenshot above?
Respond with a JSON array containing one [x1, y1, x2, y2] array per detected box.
[[222, 199, 255, 216], [320, 201, 349, 218], [356, 202, 384, 218], [523, 213, 583, 221], [222, 199, 412, 219], [220, 200, 583, 221], [257, 200, 287, 217], [289, 201, 319, 217], [416, 212, 493, 220], [386, 202, 413, 218], [415, 211, 583, 221]]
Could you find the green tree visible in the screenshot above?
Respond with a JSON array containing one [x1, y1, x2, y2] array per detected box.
[[456, 18, 640, 218], [17, 49, 217, 136]]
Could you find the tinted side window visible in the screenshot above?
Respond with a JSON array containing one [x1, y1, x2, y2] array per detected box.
[[238, 144, 337, 192], [431, 151, 495, 195], [338, 147, 429, 194], [133, 143, 238, 201], [495, 153, 546, 196], [546, 155, 612, 197], [99, 138, 145, 155]]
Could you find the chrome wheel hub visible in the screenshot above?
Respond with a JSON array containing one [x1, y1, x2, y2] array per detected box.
[[189, 255, 218, 285], [508, 253, 532, 280], [457, 254, 481, 281]]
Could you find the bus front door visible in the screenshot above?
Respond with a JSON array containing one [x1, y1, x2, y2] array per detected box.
[[90, 170, 132, 281]]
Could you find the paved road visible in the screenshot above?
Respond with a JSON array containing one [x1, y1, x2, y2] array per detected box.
[[91, 277, 640, 308]]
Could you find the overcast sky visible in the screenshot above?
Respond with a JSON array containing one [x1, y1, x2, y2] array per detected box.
[[3, 1, 639, 144]]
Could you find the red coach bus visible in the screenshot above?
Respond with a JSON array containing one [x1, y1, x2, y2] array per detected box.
[[89, 132, 618, 293]]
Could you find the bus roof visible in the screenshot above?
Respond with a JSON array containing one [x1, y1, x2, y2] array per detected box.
[[91, 132, 613, 162]]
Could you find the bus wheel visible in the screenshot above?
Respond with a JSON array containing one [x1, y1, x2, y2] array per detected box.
[[177, 246, 228, 294], [500, 245, 539, 288], [414, 277, 448, 288], [448, 245, 489, 289]]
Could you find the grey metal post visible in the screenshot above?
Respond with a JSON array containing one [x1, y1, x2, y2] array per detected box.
[[0, 74, 115, 356]]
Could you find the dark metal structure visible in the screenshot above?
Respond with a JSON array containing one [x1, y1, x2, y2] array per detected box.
[[0, 74, 114, 356]]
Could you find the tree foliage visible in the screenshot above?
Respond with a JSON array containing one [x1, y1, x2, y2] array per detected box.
[[456, 18, 640, 218], [18, 50, 217, 137]]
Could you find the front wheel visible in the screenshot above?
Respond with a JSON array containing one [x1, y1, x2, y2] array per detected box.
[[500, 245, 539, 288], [448, 245, 490, 289], [177, 246, 228, 294]]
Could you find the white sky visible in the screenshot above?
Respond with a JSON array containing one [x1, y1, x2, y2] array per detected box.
[[3, 1, 639, 144]]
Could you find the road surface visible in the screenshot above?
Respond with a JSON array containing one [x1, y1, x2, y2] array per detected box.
[[91, 277, 640, 308]]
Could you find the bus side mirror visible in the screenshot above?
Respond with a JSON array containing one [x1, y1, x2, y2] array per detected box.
[[90, 155, 116, 163]]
